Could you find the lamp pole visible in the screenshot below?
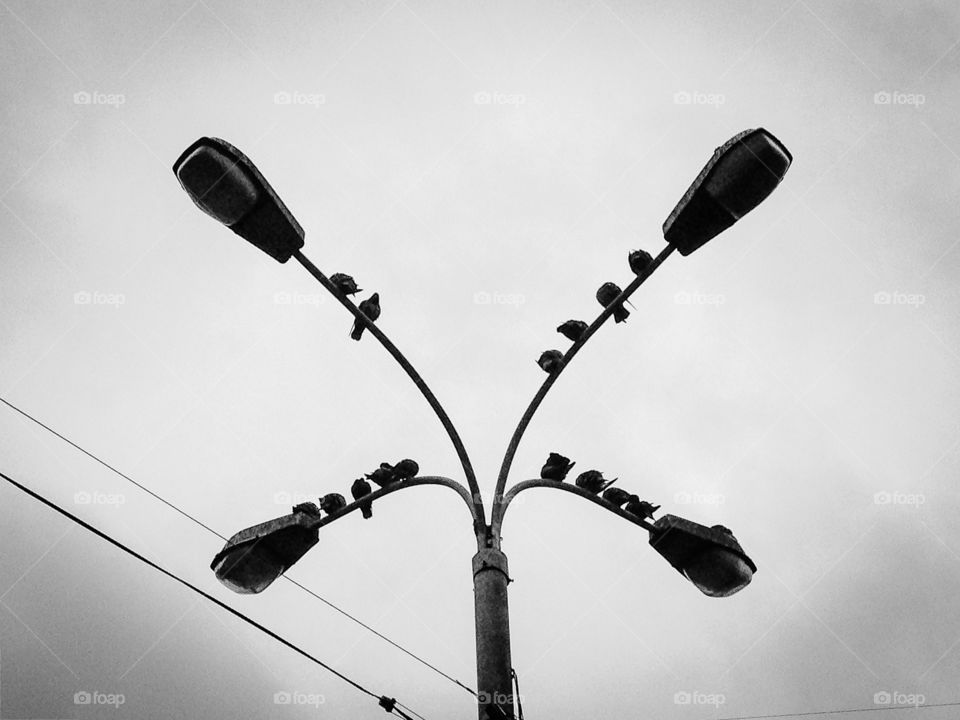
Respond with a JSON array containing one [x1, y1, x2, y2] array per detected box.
[[178, 129, 791, 720]]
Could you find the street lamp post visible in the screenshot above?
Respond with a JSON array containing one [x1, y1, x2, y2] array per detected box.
[[174, 128, 791, 719]]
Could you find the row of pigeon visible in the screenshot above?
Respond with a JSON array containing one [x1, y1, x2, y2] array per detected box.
[[540, 452, 660, 521], [329, 272, 382, 341], [292, 458, 420, 520], [537, 249, 653, 375]]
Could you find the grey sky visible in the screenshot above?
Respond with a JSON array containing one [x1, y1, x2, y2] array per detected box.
[[2, 0, 960, 718]]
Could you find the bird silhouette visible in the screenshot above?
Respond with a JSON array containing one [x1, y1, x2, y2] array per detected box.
[[394, 458, 419, 480], [596, 282, 629, 323], [292, 501, 321, 516], [366, 462, 399, 488], [540, 452, 575, 481], [319, 493, 347, 515], [537, 350, 564, 374], [575, 470, 617, 494], [557, 320, 588, 343], [624, 497, 660, 520], [628, 249, 653, 276], [351, 478, 374, 519], [351, 293, 381, 340], [330, 273, 363, 296], [601, 487, 632, 508]]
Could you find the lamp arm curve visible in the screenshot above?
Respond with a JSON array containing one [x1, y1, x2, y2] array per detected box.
[[292, 249, 486, 530], [491, 478, 657, 547], [492, 243, 676, 506], [310, 476, 478, 530]]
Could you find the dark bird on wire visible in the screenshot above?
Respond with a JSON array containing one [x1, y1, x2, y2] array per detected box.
[[624, 497, 660, 520], [628, 249, 653, 276], [575, 469, 617, 494], [557, 320, 588, 343], [350, 293, 381, 341], [596, 282, 629, 323], [319, 493, 347, 515], [366, 462, 399, 488], [330, 273, 362, 296], [601, 487, 633, 508], [540, 452, 575, 481], [292, 501, 321, 516], [537, 350, 564, 374], [394, 458, 419, 480], [350, 478, 374, 519]]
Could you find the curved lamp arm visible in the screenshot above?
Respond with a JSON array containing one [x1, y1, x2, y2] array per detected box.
[[492, 243, 676, 507], [292, 249, 486, 534], [310, 475, 479, 530], [490, 478, 656, 547]]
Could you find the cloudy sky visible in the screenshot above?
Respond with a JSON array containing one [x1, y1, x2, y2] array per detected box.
[[2, 0, 960, 718]]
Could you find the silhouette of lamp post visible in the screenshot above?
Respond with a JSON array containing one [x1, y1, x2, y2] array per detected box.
[[174, 128, 791, 720]]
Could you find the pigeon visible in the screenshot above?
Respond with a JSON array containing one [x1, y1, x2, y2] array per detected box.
[[537, 350, 564, 374], [319, 493, 347, 515], [624, 497, 660, 520], [601, 487, 633, 508], [628, 249, 653, 276], [292, 501, 321, 516], [540, 452, 575, 481], [350, 293, 381, 341], [575, 470, 617, 494], [596, 282, 629, 323], [351, 478, 374, 519], [366, 462, 399, 488], [330, 273, 362, 296], [394, 458, 419, 480], [557, 320, 588, 343]]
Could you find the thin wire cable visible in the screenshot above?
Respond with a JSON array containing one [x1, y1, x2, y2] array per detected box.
[[396, 700, 429, 720], [719, 700, 960, 719], [0, 468, 430, 718], [0, 396, 478, 697]]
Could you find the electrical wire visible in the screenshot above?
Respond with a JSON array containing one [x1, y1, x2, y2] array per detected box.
[[0, 468, 430, 718], [719, 700, 960, 719], [0, 396, 478, 697]]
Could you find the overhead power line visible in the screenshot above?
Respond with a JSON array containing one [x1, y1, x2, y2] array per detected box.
[[720, 700, 960, 719], [0, 396, 477, 697], [0, 468, 428, 720]]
